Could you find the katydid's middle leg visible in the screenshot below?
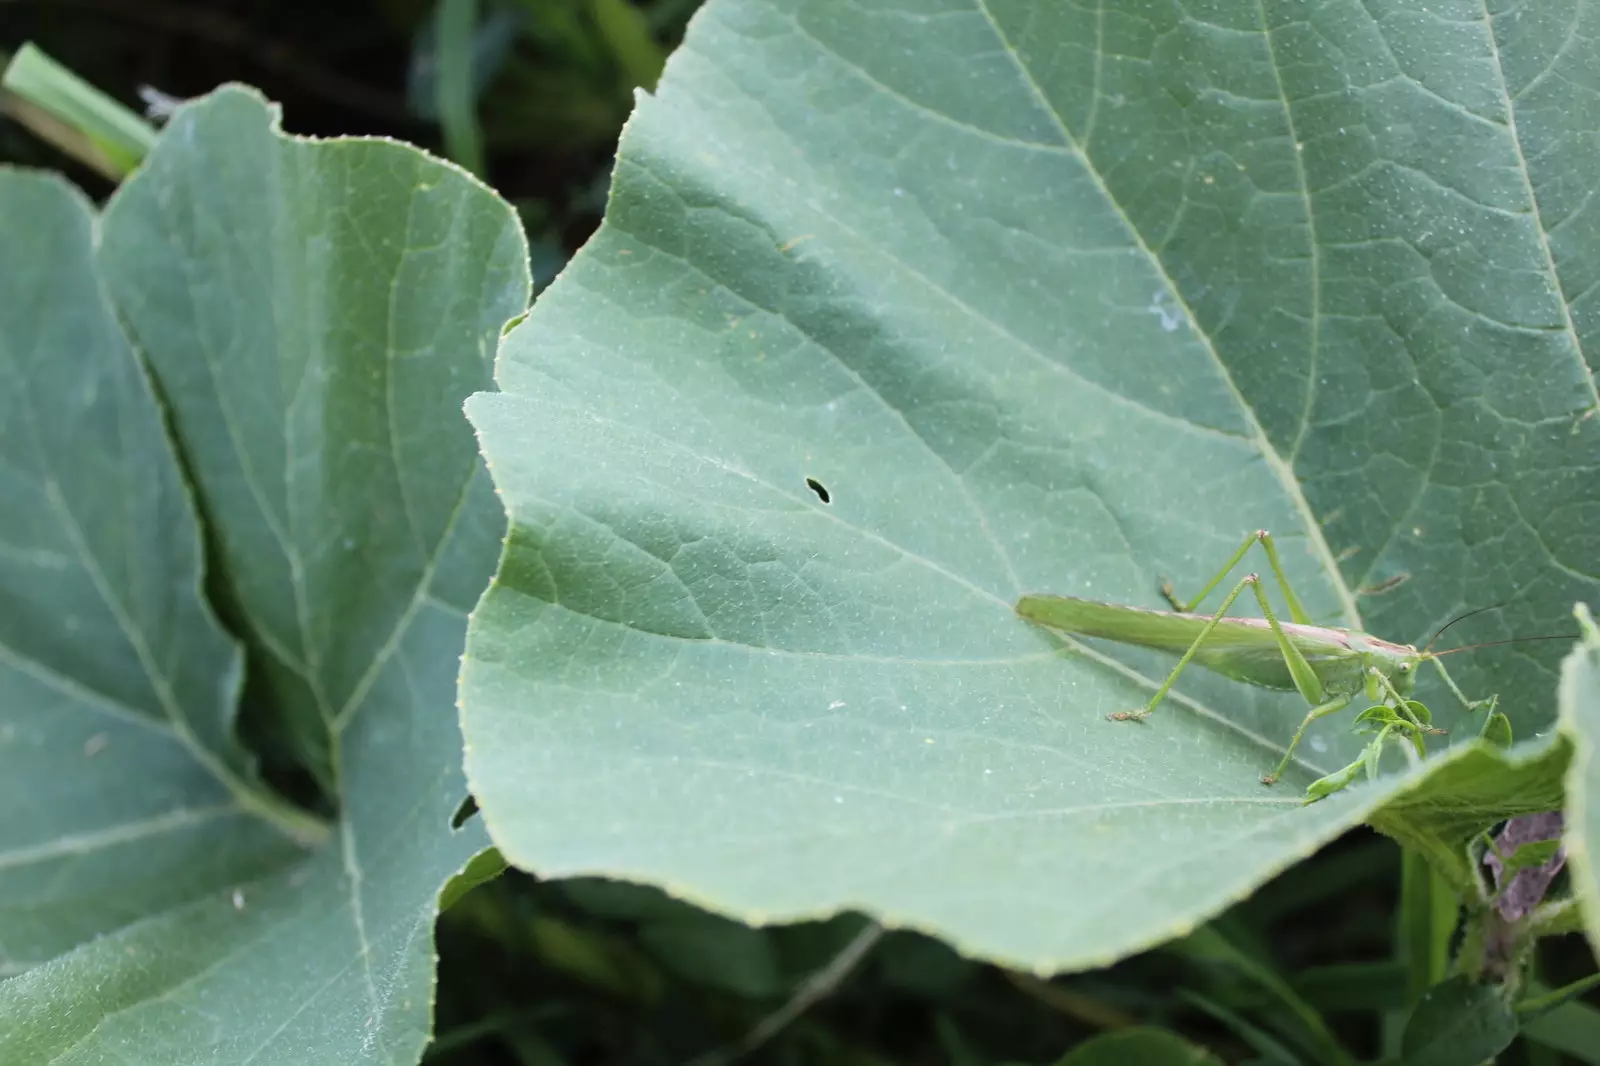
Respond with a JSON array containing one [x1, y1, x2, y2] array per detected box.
[[1162, 530, 1313, 626], [1235, 563, 1361, 786], [1110, 574, 1258, 723], [1120, 568, 1334, 747]]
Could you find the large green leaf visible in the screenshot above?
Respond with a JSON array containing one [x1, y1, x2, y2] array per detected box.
[[461, 0, 1599, 969], [0, 87, 529, 1062], [1370, 732, 1567, 892], [0, 169, 307, 974], [1400, 975, 1519, 1066], [1565, 605, 1600, 956]]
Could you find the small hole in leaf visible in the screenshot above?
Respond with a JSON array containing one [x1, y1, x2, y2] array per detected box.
[[805, 477, 831, 504], [451, 794, 480, 829]]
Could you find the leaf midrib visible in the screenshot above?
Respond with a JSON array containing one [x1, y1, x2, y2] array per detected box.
[[973, 0, 1364, 632]]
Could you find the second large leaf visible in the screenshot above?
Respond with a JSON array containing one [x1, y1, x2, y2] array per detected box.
[[461, 0, 1600, 967]]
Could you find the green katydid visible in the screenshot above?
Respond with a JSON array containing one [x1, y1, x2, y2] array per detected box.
[[1015, 530, 1491, 790]]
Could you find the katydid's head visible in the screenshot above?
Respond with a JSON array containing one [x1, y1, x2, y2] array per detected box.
[[1388, 647, 1422, 696], [1357, 637, 1424, 696]]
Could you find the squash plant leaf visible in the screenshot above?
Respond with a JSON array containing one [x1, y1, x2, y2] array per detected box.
[[461, 0, 1600, 970], [1563, 605, 1600, 958], [0, 86, 529, 1063]]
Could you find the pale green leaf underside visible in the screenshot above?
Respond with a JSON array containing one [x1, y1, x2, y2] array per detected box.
[[0, 169, 300, 975], [464, 0, 1599, 968], [1563, 608, 1600, 956], [0, 88, 528, 1063]]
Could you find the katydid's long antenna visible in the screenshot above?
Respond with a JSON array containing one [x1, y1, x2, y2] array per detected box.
[[1430, 634, 1579, 658], [1424, 604, 1505, 653]]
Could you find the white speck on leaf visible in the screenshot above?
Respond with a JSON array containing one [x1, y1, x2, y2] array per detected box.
[[1147, 291, 1183, 332]]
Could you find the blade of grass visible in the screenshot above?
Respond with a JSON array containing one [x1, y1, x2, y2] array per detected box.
[[1173, 926, 1352, 1066], [1291, 963, 1409, 1013], [1244, 836, 1399, 925], [1388, 851, 1458, 1055], [1179, 989, 1304, 1065], [590, 0, 665, 90], [434, 0, 485, 176], [1001, 970, 1139, 1031], [682, 920, 884, 1066], [1517, 972, 1600, 1019], [1522, 999, 1600, 1064], [1, 43, 157, 179]]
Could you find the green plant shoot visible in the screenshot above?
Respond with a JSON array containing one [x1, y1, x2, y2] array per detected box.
[[1015, 530, 1488, 790]]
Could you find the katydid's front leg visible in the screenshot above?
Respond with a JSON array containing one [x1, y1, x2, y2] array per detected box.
[[1429, 657, 1493, 712], [1369, 669, 1440, 744], [1162, 530, 1313, 626]]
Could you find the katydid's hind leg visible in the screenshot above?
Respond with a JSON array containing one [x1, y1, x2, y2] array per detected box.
[[1162, 531, 1261, 613], [1163, 529, 1314, 627], [1254, 530, 1313, 625], [1110, 574, 1258, 723], [1263, 694, 1352, 786], [1244, 573, 1326, 707]]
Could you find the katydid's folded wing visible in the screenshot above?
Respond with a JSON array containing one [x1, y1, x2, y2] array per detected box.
[[1016, 595, 1286, 650], [1015, 594, 1356, 693]]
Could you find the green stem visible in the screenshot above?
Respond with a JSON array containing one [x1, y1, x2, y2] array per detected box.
[[434, 0, 485, 176], [1389, 850, 1457, 1054], [1517, 971, 1600, 1017]]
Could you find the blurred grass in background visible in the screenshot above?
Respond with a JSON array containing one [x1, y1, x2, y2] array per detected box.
[[0, 0, 698, 289]]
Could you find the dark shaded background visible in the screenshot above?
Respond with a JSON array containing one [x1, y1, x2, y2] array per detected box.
[[1, 0, 699, 287]]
